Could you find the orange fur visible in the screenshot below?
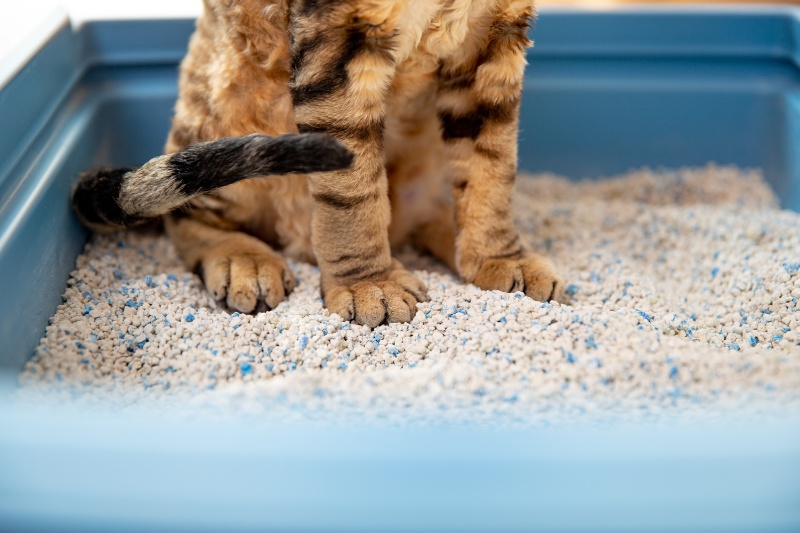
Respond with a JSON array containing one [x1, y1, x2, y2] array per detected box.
[[163, 0, 563, 326]]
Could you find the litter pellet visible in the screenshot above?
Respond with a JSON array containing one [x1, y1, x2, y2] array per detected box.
[[16, 164, 800, 426]]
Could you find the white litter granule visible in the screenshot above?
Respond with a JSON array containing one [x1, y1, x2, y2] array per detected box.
[[16, 165, 800, 426]]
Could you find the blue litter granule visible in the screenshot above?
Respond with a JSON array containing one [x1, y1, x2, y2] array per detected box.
[[266, 363, 274, 372], [90, 333, 98, 342], [566, 352, 576, 364], [117, 240, 126, 248], [457, 308, 468, 315], [372, 340, 379, 350], [498, 316, 507, 323], [240, 363, 253, 377], [388, 347, 399, 355], [585, 335, 598, 349], [514, 293, 523, 299], [565, 284, 579, 296], [782, 262, 800, 275], [211, 349, 218, 356], [138, 341, 146, 349], [82, 305, 93, 316], [118, 333, 125, 339], [339, 362, 348, 370], [75, 342, 85, 350], [728, 343, 741, 351], [113, 269, 123, 279], [167, 274, 178, 282], [635, 309, 652, 323], [80, 359, 89, 365], [185, 313, 195, 322], [711, 267, 720, 278], [374, 333, 383, 341], [288, 362, 297, 371], [749, 336, 759, 347], [125, 300, 141, 309], [669, 366, 679, 380], [299, 336, 309, 349], [772, 335, 783, 343], [572, 315, 580, 323]]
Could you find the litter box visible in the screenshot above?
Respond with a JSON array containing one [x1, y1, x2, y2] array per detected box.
[[1, 6, 799, 532]]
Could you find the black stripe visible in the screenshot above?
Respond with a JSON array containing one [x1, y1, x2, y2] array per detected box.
[[335, 262, 390, 280], [312, 190, 378, 210], [438, 110, 483, 141], [474, 143, 502, 160], [489, 12, 533, 50], [291, 20, 396, 107], [438, 99, 519, 142], [492, 234, 522, 260], [290, 33, 326, 76], [438, 62, 477, 92], [297, 0, 343, 17], [298, 118, 384, 147], [327, 243, 385, 265], [485, 225, 516, 245], [480, 99, 519, 126]]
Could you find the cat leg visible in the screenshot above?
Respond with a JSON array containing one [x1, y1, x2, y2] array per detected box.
[[411, 202, 458, 272], [436, 4, 564, 302], [165, 215, 295, 313], [289, 2, 427, 327]]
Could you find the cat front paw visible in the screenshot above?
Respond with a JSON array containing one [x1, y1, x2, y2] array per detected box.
[[471, 254, 564, 302], [323, 262, 428, 328], [198, 240, 296, 313]]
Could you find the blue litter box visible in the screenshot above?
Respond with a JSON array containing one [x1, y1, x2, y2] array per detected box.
[[1, 7, 799, 532]]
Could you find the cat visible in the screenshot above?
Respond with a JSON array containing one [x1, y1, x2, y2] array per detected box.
[[72, 0, 564, 328]]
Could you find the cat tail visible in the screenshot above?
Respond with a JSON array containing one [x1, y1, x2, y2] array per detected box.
[[71, 132, 353, 232]]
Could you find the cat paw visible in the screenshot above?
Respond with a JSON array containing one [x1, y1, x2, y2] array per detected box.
[[198, 241, 296, 313], [472, 254, 564, 302], [324, 265, 428, 328]]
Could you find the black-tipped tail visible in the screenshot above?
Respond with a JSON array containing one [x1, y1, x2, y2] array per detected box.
[[71, 133, 354, 232]]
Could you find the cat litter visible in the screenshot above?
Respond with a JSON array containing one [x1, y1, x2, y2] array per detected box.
[[16, 164, 800, 426]]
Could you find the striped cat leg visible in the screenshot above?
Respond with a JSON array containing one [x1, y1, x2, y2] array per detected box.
[[165, 216, 296, 313], [437, 4, 564, 302], [289, 1, 427, 327]]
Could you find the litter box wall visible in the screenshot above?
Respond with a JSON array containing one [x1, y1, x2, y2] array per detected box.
[[1, 9, 800, 373]]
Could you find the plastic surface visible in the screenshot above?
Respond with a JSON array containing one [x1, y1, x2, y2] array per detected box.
[[0, 8, 799, 532]]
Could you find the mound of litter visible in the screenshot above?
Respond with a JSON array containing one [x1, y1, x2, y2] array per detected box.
[[17, 165, 800, 426]]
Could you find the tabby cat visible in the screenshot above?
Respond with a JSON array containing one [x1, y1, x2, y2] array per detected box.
[[73, 0, 564, 327]]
